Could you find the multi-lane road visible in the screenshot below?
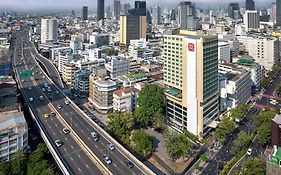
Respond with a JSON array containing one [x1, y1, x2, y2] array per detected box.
[[13, 28, 154, 175], [13, 32, 104, 175]]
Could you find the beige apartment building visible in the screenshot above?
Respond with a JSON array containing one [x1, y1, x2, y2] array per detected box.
[[164, 30, 219, 137], [62, 63, 78, 87]]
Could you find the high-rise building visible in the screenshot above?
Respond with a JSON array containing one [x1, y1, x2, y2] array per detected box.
[[178, 1, 198, 30], [245, 0, 255, 10], [113, 0, 121, 20], [120, 15, 147, 47], [228, 3, 240, 19], [170, 9, 176, 21], [97, 0, 104, 20], [277, 0, 281, 27], [164, 30, 219, 137], [82, 6, 88, 21], [123, 3, 131, 15], [152, 5, 161, 25], [244, 10, 260, 32], [40, 18, 58, 44], [134, 1, 146, 16], [71, 10, 76, 17], [271, 2, 276, 22]]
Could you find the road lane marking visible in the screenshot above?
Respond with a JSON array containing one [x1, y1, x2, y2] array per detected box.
[[95, 145, 98, 148], [65, 137, 68, 141], [87, 137, 91, 140], [78, 154, 81, 158], [113, 163, 117, 167], [70, 145, 73, 149], [86, 164, 89, 169], [78, 168, 81, 172], [70, 157, 73, 161], [64, 148, 67, 152], [48, 126, 51, 129]]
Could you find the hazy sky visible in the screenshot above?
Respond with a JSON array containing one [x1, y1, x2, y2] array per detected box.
[[0, 0, 272, 11]]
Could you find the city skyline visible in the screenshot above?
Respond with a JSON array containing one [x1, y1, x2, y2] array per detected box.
[[0, 0, 272, 11]]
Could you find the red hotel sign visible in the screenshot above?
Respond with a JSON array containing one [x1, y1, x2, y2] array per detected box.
[[188, 43, 195, 52]]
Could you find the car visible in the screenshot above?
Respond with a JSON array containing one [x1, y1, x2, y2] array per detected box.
[[44, 83, 48, 88], [50, 112, 56, 116], [65, 100, 70, 105], [56, 90, 59, 94], [39, 96, 43, 101], [62, 128, 70, 134], [43, 114, 49, 119], [42, 88, 45, 92], [29, 97, 33, 102], [57, 105, 62, 109], [28, 87, 32, 90], [107, 143, 115, 151], [125, 161, 134, 168], [103, 156, 112, 165], [247, 148, 252, 155], [91, 132, 99, 141], [93, 118, 99, 123], [47, 86, 51, 92], [55, 140, 63, 147], [21, 79, 24, 83]]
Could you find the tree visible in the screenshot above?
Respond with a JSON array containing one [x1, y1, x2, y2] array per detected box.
[[229, 104, 249, 122], [152, 112, 166, 132], [231, 131, 251, 155], [107, 112, 133, 144], [214, 117, 236, 143], [135, 84, 164, 127], [165, 133, 193, 160], [131, 130, 154, 158], [240, 157, 265, 175], [11, 150, 27, 175], [0, 161, 11, 175], [256, 123, 271, 145]]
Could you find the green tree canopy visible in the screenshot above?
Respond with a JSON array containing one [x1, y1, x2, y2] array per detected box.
[[240, 157, 265, 175], [164, 133, 193, 160], [131, 130, 154, 158], [11, 150, 27, 175], [214, 117, 236, 143], [231, 131, 251, 155], [135, 84, 164, 127]]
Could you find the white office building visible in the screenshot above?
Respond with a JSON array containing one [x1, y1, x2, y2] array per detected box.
[[218, 41, 231, 63], [152, 5, 161, 25], [58, 52, 74, 73], [105, 57, 130, 80], [219, 63, 252, 112], [40, 18, 58, 44], [244, 10, 260, 32], [246, 36, 280, 70], [0, 111, 28, 162]]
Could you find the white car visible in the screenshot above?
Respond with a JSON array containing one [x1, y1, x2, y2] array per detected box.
[[55, 140, 63, 147], [47, 86, 51, 92], [29, 97, 33, 102], [56, 90, 59, 94], [91, 132, 99, 141], [42, 88, 45, 92], [28, 87, 32, 90], [247, 148, 252, 156], [39, 96, 43, 101], [107, 143, 115, 151], [103, 156, 112, 165], [62, 128, 70, 134], [57, 105, 62, 109], [65, 100, 70, 105]]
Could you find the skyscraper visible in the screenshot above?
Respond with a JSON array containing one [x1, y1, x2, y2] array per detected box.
[[119, 15, 147, 47], [97, 0, 104, 20], [41, 18, 58, 44], [178, 1, 197, 30], [271, 2, 276, 22], [82, 6, 88, 21], [113, 0, 121, 20], [277, 0, 281, 27], [152, 5, 161, 25], [135, 1, 146, 16], [244, 10, 260, 32], [164, 30, 219, 137], [245, 0, 255, 10], [123, 3, 131, 15], [170, 9, 176, 21], [228, 3, 240, 19]]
